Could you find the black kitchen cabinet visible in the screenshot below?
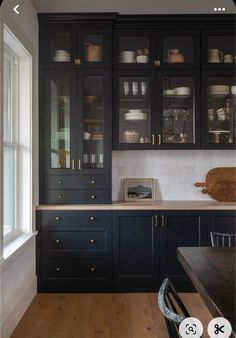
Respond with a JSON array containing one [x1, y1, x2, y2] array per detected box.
[[113, 211, 159, 288], [37, 210, 113, 292], [112, 15, 235, 150], [39, 15, 114, 203]]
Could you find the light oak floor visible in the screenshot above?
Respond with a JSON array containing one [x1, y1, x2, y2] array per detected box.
[[11, 293, 212, 338]]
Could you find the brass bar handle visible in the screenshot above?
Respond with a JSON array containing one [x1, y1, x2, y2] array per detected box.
[[75, 58, 81, 65], [154, 215, 158, 228], [161, 215, 165, 227], [152, 134, 155, 145], [78, 159, 82, 170], [155, 59, 160, 66], [158, 134, 162, 145]]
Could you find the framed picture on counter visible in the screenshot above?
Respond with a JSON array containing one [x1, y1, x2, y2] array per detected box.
[[124, 178, 155, 202]]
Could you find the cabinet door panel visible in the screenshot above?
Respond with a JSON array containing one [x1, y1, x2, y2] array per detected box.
[[113, 212, 158, 283], [160, 214, 201, 291]]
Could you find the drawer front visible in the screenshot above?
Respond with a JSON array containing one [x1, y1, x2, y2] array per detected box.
[[46, 230, 107, 252], [44, 189, 111, 204], [41, 210, 112, 228], [45, 258, 108, 279], [45, 175, 110, 190]]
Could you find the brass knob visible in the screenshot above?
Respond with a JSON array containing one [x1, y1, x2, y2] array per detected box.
[[90, 267, 95, 272], [58, 180, 63, 184], [56, 267, 60, 271], [155, 59, 161, 66], [91, 195, 96, 199], [90, 239, 96, 244], [55, 216, 61, 221], [58, 195, 62, 199], [90, 216, 96, 221], [91, 180, 96, 184], [75, 58, 81, 65], [56, 239, 60, 243]]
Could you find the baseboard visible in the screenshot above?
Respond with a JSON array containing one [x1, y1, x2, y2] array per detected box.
[[1, 276, 37, 338]]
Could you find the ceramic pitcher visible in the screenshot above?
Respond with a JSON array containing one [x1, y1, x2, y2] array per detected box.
[[208, 49, 223, 63], [167, 49, 184, 63]]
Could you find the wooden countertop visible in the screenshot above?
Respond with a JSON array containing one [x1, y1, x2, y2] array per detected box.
[[178, 247, 235, 334], [36, 200, 236, 210]]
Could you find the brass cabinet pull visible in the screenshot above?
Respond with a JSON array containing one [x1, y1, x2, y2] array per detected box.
[[75, 58, 81, 65], [78, 159, 82, 170], [55, 239, 60, 243], [56, 267, 60, 271], [90, 267, 95, 272], [156, 59, 161, 66], [158, 134, 162, 145], [152, 134, 155, 145], [91, 195, 96, 199], [90, 180, 96, 184], [90, 239, 96, 244], [58, 180, 63, 184], [161, 215, 165, 227], [55, 216, 61, 221], [72, 159, 76, 170], [154, 215, 158, 227], [58, 195, 62, 199], [90, 216, 96, 221]]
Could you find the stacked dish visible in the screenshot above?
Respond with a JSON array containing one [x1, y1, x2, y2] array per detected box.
[[54, 50, 70, 62], [124, 109, 147, 121], [163, 87, 191, 96], [208, 85, 230, 96]]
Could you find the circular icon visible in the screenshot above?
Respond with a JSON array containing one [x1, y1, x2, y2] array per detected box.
[[179, 317, 203, 338], [208, 317, 232, 338]]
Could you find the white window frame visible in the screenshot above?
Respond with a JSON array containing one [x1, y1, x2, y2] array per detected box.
[[3, 25, 33, 248]]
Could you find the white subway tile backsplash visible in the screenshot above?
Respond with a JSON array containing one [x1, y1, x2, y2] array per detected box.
[[112, 150, 236, 201]]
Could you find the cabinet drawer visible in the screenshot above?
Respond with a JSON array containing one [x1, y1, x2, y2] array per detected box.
[[46, 230, 107, 252], [41, 210, 112, 228], [44, 189, 111, 204], [46, 258, 107, 279], [45, 175, 110, 190]]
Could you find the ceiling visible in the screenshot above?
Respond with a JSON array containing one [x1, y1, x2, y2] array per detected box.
[[31, 0, 236, 14]]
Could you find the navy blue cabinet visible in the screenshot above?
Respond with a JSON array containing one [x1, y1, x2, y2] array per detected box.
[[113, 211, 159, 288]]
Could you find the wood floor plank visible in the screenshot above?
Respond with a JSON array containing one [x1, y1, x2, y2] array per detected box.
[[11, 293, 212, 338]]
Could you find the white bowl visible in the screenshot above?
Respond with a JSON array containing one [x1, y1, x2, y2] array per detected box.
[[175, 87, 191, 95], [231, 86, 236, 95], [208, 85, 230, 94], [121, 51, 136, 63], [84, 131, 91, 140], [164, 89, 175, 95], [128, 109, 142, 114], [136, 55, 149, 63]]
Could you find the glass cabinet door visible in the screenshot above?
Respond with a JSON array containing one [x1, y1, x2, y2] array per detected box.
[[117, 75, 152, 145], [207, 34, 235, 65], [48, 31, 73, 65], [207, 76, 235, 145], [81, 75, 105, 169], [50, 75, 72, 169], [117, 34, 152, 66], [161, 76, 196, 144]]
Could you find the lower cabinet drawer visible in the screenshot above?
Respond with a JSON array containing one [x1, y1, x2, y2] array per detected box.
[[45, 258, 108, 279], [45, 175, 110, 190], [44, 189, 111, 204], [46, 230, 107, 252]]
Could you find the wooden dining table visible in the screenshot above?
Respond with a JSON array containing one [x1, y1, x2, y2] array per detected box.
[[177, 247, 235, 335]]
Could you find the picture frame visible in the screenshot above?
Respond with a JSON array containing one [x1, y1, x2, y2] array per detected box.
[[124, 178, 155, 202]]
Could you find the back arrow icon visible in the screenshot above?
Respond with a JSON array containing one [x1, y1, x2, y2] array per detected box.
[[13, 4, 19, 14]]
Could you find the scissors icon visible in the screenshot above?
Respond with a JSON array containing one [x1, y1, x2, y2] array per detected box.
[[214, 324, 225, 334]]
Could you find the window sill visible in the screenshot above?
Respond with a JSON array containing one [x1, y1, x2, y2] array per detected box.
[[1, 232, 38, 269]]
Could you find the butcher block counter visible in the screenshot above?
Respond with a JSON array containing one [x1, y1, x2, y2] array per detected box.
[[36, 200, 235, 210]]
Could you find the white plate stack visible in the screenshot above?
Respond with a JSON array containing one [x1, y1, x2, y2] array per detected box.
[[124, 109, 147, 121], [208, 85, 230, 96], [54, 50, 70, 62]]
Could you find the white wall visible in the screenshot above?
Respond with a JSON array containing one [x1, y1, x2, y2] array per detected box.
[[112, 150, 236, 201], [32, 0, 236, 14], [0, 0, 38, 337]]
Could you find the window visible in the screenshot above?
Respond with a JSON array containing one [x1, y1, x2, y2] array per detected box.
[[3, 26, 32, 244]]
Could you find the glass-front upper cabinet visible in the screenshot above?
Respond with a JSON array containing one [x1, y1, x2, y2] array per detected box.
[[160, 74, 198, 146], [48, 71, 75, 172], [158, 30, 200, 68], [80, 73, 107, 170], [203, 30, 235, 68], [115, 31, 155, 67], [115, 72, 153, 147], [204, 74, 235, 147]]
